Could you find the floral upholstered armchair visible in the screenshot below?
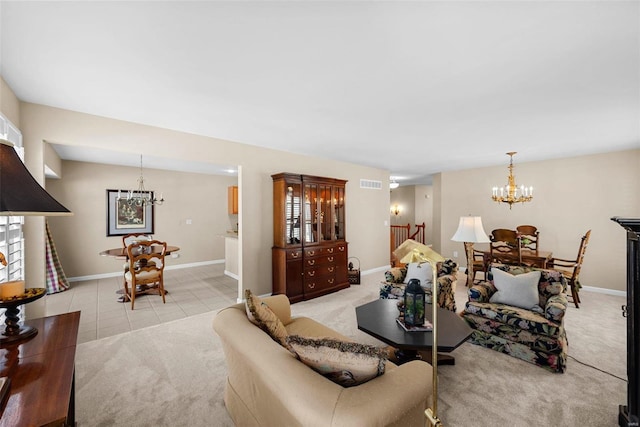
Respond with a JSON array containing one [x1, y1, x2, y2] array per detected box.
[[379, 259, 458, 312], [461, 263, 569, 373]]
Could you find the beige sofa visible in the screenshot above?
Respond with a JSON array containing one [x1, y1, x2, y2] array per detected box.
[[213, 294, 433, 427]]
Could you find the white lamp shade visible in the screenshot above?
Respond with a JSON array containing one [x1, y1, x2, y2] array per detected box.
[[451, 216, 490, 243]]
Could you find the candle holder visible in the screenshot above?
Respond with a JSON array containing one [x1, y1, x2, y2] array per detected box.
[[0, 288, 46, 344]]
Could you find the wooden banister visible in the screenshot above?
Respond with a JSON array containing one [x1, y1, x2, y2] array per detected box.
[[409, 222, 426, 244], [390, 223, 410, 266]]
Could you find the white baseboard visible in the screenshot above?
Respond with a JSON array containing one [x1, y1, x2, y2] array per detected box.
[[67, 259, 225, 282], [581, 285, 625, 297], [362, 265, 391, 276], [224, 270, 239, 280]]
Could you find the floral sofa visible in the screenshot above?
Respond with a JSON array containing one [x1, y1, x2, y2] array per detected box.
[[379, 259, 458, 312], [461, 263, 569, 373]]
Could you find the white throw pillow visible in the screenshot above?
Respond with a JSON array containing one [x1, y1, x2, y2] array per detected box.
[[403, 262, 433, 287], [489, 268, 541, 310]]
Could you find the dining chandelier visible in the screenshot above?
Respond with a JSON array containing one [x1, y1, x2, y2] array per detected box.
[[491, 152, 532, 209], [117, 155, 164, 206]]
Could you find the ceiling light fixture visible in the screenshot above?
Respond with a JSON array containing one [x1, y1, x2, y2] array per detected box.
[[390, 178, 399, 189], [118, 155, 164, 206], [491, 152, 533, 209]]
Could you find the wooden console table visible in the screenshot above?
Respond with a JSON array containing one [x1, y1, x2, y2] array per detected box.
[[0, 311, 80, 426]]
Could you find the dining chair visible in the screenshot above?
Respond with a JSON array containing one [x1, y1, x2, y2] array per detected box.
[[124, 240, 167, 310], [122, 233, 152, 247], [121, 233, 152, 289], [549, 230, 591, 308], [471, 248, 487, 283], [516, 225, 539, 252], [489, 229, 522, 266]]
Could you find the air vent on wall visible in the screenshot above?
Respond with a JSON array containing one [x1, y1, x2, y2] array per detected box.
[[360, 179, 382, 190]]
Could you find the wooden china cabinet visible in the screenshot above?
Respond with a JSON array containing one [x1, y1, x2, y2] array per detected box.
[[272, 173, 349, 303], [613, 217, 640, 427]]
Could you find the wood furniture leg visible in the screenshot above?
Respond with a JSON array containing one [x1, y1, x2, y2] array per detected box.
[[464, 242, 474, 287]]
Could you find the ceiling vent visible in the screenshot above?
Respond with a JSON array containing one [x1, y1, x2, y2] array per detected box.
[[359, 179, 382, 190]]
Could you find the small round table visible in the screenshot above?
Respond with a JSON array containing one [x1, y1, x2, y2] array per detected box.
[[0, 288, 46, 344]]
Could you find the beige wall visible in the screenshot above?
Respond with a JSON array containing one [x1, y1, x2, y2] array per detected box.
[[0, 76, 20, 127], [414, 185, 434, 244], [390, 186, 415, 226], [44, 142, 63, 178], [45, 160, 238, 278], [438, 149, 640, 292], [19, 102, 392, 298]]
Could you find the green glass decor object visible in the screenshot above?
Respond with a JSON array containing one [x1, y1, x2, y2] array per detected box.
[[403, 278, 425, 326]]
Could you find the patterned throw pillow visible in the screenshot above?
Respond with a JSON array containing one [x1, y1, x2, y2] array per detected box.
[[245, 290, 289, 347], [286, 335, 387, 387], [384, 267, 407, 283]]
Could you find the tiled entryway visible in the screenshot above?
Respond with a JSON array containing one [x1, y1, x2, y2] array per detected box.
[[45, 263, 237, 344]]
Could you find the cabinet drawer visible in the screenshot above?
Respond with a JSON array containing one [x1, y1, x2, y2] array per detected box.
[[304, 247, 321, 258], [304, 265, 337, 278], [305, 275, 337, 292], [286, 249, 303, 260], [322, 245, 345, 255], [304, 254, 337, 267]]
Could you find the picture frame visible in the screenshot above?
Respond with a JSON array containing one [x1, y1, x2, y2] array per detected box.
[[106, 189, 154, 237]]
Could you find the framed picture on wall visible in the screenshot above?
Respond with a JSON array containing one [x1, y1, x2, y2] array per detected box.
[[106, 189, 154, 236]]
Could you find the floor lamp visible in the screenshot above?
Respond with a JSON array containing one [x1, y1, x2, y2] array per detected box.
[[393, 239, 445, 426], [451, 216, 490, 287], [0, 139, 72, 343]]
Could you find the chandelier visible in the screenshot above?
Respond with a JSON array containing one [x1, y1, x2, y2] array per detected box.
[[491, 152, 532, 209], [117, 155, 164, 206]]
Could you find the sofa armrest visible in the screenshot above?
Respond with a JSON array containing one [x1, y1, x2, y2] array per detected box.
[[544, 294, 568, 323], [331, 360, 432, 427], [468, 281, 496, 303], [260, 294, 292, 325], [433, 274, 457, 312]]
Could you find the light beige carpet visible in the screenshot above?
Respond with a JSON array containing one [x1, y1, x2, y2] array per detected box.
[[76, 274, 626, 426]]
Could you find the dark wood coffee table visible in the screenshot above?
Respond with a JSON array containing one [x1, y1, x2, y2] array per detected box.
[[0, 311, 80, 426], [356, 299, 472, 365]]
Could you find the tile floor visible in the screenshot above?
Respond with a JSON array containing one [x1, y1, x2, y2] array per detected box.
[[45, 263, 238, 344]]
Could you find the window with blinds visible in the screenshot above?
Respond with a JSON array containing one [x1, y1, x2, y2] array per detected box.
[[0, 113, 25, 320]]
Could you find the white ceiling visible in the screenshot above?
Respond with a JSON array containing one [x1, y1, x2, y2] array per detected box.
[[1, 1, 638, 185]]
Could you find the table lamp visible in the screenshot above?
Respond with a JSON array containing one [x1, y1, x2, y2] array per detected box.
[[0, 139, 71, 343], [393, 239, 445, 427], [451, 216, 490, 287]]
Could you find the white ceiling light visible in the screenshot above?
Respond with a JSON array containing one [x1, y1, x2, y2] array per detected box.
[[390, 178, 400, 189]]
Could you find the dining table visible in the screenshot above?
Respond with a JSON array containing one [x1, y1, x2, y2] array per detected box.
[[99, 245, 180, 303], [480, 248, 553, 272]]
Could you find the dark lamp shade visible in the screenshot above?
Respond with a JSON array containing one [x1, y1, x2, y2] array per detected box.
[[0, 139, 71, 216]]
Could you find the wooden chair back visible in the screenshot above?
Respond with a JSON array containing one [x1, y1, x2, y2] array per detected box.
[[125, 240, 167, 310], [549, 230, 591, 308], [517, 225, 539, 252], [122, 233, 152, 248], [490, 229, 522, 265]]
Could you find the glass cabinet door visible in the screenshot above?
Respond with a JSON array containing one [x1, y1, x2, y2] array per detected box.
[[304, 183, 319, 244], [333, 186, 345, 240], [320, 184, 332, 241], [285, 183, 302, 245]]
